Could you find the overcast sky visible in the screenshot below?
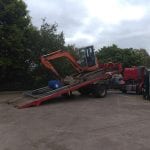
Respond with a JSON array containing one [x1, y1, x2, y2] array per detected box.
[[24, 0, 150, 51]]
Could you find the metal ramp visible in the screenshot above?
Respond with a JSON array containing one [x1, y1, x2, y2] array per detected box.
[[15, 85, 71, 109], [24, 86, 69, 99]]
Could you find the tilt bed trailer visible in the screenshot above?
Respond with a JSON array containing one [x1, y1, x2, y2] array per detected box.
[[12, 46, 122, 109]]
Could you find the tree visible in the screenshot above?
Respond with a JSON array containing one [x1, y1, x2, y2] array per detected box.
[[24, 20, 67, 88], [96, 44, 122, 63], [96, 44, 150, 68], [135, 49, 150, 67], [39, 19, 65, 53], [0, 0, 31, 89], [0, 1, 67, 90]]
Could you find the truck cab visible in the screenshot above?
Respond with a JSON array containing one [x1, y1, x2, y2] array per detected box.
[[121, 66, 145, 94]]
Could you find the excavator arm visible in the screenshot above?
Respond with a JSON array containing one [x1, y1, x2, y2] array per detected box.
[[41, 50, 84, 78], [40, 46, 100, 78]]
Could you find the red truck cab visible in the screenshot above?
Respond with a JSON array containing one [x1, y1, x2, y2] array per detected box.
[[121, 66, 145, 94]]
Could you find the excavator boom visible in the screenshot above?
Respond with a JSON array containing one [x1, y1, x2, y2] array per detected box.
[[40, 46, 99, 78]]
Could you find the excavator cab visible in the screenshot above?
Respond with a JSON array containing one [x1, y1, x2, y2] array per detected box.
[[78, 45, 96, 67]]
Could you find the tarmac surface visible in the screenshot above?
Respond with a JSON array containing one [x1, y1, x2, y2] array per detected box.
[[0, 90, 150, 150]]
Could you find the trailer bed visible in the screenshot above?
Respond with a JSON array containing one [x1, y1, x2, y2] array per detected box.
[[13, 69, 114, 109]]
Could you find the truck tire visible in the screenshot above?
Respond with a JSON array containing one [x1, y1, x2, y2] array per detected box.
[[136, 86, 142, 95], [136, 88, 140, 95], [143, 94, 150, 100], [143, 94, 146, 100], [78, 88, 89, 95], [78, 85, 93, 95], [121, 85, 127, 93], [93, 84, 107, 98], [122, 89, 127, 93]]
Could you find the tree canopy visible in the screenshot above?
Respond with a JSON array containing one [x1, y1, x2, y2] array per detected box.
[[96, 44, 150, 68], [0, 0, 32, 88]]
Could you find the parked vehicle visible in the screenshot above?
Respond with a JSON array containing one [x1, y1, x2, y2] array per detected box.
[[121, 66, 145, 94]]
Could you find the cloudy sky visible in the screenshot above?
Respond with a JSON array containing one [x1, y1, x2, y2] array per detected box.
[[24, 0, 150, 51]]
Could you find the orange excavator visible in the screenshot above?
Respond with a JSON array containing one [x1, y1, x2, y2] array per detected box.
[[40, 45, 99, 78], [13, 46, 122, 109]]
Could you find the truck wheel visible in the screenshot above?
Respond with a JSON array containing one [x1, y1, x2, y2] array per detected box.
[[136, 87, 142, 95], [122, 89, 127, 93], [143, 94, 146, 100], [93, 84, 107, 98], [143, 95, 150, 100], [78, 88, 89, 95], [78, 85, 93, 95], [136, 89, 140, 95]]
